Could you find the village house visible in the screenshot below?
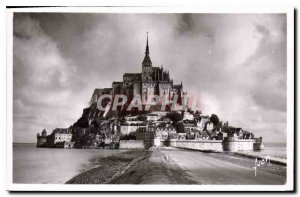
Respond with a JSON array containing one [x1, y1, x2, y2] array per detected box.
[[125, 115, 139, 121], [145, 114, 160, 121], [196, 115, 210, 131], [134, 127, 155, 148], [152, 120, 173, 127], [120, 123, 147, 135], [46, 128, 74, 148], [156, 126, 177, 141], [243, 131, 254, 139], [217, 131, 227, 140], [235, 128, 244, 139], [197, 130, 210, 140], [177, 133, 187, 140], [149, 111, 168, 117], [182, 111, 194, 120], [205, 121, 214, 131]]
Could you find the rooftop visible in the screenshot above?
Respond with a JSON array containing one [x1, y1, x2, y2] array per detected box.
[[54, 128, 71, 134]]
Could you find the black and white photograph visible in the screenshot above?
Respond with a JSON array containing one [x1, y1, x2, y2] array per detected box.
[[6, 6, 294, 191]]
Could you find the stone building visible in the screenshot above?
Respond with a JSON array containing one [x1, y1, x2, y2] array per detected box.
[[196, 115, 210, 131], [36, 128, 74, 148], [89, 34, 186, 111], [46, 128, 74, 148], [36, 129, 47, 147], [135, 126, 155, 149]]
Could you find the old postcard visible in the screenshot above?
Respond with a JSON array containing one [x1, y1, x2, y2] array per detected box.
[[6, 6, 294, 191]]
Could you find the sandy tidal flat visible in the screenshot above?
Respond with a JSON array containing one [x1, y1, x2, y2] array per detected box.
[[66, 147, 286, 185]]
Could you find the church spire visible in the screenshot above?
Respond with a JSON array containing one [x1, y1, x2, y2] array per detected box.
[[145, 32, 149, 56], [142, 32, 152, 66]]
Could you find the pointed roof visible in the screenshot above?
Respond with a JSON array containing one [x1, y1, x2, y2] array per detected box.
[[145, 32, 149, 56], [142, 32, 152, 65], [41, 129, 47, 136]]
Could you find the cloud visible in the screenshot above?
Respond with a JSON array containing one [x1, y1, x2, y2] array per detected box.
[[13, 13, 287, 143], [13, 14, 88, 142], [167, 14, 287, 142]]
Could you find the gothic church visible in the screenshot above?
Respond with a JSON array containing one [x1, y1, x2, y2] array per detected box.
[[90, 34, 186, 109]]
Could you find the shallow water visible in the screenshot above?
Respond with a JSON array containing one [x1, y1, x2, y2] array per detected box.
[[239, 142, 287, 159], [13, 142, 287, 184], [13, 143, 125, 184], [260, 142, 287, 158]]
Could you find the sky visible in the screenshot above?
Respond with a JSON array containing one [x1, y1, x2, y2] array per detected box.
[[12, 13, 287, 143]]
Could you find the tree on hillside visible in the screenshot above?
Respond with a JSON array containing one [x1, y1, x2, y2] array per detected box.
[[210, 114, 219, 126], [166, 112, 183, 123], [137, 115, 147, 121], [175, 122, 185, 133]]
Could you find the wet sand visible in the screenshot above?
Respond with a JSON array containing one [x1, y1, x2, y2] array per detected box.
[[66, 147, 286, 185], [66, 150, 150, 184]]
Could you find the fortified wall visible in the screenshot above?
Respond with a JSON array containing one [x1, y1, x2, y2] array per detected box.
[[222, 137, 255, 152], [169, 139, 224, 152], [119, 140, 145, 149], [168, 138, 255, 152]]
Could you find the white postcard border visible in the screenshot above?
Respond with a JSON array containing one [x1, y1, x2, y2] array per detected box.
[[5, 5, 294, 191]]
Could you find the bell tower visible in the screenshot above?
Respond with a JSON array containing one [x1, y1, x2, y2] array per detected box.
[[142, 33, 152, 81]]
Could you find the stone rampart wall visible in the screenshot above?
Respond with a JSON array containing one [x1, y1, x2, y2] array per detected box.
[[169, 139, 224, 152], [169, 139, 255, 152], [119, 140, 145, 149]]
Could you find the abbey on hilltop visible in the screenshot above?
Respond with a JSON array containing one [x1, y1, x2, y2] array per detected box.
[[37, 34, 264, 152], [90, 34, 186, 108]]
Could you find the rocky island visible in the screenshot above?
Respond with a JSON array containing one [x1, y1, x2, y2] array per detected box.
[[37, 35, 264, 153]]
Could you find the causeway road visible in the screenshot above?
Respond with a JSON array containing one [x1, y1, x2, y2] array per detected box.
[[159, 147, 286, 185], [110, 147, 286, 185]]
